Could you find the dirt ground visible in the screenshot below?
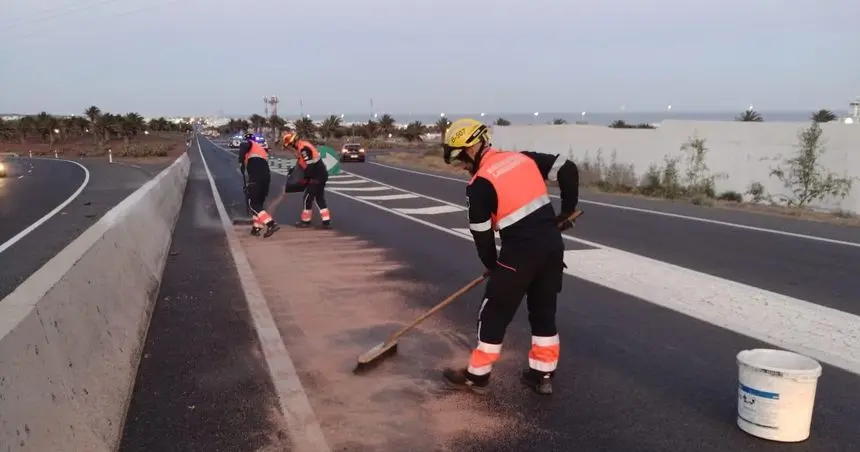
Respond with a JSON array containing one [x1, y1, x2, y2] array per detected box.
[[0, 133, 189, 165], [376, 152, 860, 227], [236, 226, 532, 451]]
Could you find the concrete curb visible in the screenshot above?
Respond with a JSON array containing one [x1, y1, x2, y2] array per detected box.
[[0, 152, 191, 452]]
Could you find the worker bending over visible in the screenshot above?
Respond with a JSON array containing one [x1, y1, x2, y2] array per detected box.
[[238, 132, 280, 237], [282, 131, 332, 228], [441, 118, 580, 395]]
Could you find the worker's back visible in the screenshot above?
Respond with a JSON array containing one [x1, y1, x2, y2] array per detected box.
[[471, 149, 563, 252]]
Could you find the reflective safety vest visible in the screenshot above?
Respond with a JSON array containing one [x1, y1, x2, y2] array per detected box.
[[244, 141, 269, 166], [295, 139, 321, 169], [469, 148, 551, 230]]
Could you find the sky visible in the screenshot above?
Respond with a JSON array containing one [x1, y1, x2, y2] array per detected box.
[[2, 0, 859, 117]]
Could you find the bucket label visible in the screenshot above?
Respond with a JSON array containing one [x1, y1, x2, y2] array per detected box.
[[738, 383, 780, 429]]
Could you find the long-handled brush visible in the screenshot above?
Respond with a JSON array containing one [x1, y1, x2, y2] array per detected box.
[[352, 209, 584, 373], [353, 273, 489, 373]]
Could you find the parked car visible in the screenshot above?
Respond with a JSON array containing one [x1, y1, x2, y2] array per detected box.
[[340, 143, 366, 162], [228, 134, 242, 148]]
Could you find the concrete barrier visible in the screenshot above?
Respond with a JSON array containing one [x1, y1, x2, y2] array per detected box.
[[0, 152, 191, 451], [492, 121, 860, 214]]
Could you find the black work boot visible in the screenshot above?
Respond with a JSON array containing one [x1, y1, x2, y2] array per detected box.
[[263, 221, 280, 238], [250, 226, 262, 236], [521, 368, 553, 395], [443, 367, 489, 394], [294, 221, 312, 228], [317, 220, 332, 229]]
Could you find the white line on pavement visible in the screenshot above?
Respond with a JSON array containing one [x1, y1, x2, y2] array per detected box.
[[368, 161, 860, 249], [196, 136, 331, 452], [0, 159, 90, 255], [328, 170, 860, 377]]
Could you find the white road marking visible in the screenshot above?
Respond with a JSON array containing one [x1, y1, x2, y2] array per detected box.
[[328, 174, 353, 179], [196, 136, 331, 452], [562, 248, 860, 376], [452, 227, 500, 239], [394, 205, 464, 215], [0, 159, 90, 255], [368, 161, 860, 249], [325, 170, 860, 377], [356, 193, 420, 201], [325, 179, 371, 185], [327, 186, 389, 192]]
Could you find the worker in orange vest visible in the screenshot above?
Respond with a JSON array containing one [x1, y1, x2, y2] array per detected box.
[[238, 132, 280, 237], [440, 118, 580, 396], [282, 131, 332, 228]]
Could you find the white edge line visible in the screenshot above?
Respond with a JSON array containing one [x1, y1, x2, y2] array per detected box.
[[368, 160, 860, 249], [196, 136, 331, 452], [0, 158, 90, 255]]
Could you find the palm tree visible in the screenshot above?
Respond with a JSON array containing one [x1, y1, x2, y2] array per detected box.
[[34, 112, 58, 146], [123, 113, 146, 137], [16, 116, 34, 143], [363, 119, 380, 139], [378, 114, 396, 136], [84, 105, 102, 144], [494, 117, 511, 126], [435, 117, 451, 135], [248, 114, 266, 133], [269, 115, 286, 140], [810, 109, 836, 123], [294, 117, 316, 139], [735, 109, 763, 122], [319, 115, 342, 138], [551, 118, 567, 125], [400, 121, 425, 142]]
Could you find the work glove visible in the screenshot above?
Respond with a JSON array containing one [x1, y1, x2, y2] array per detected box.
[[556, 211, 576, 232]]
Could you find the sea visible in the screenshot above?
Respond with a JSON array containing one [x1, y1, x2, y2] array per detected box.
[[225, 110, 850, 126]]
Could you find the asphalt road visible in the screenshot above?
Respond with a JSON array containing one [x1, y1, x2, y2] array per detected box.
[[351, 159, 860, 317], [129, 137, 860, 451], [0, 157, 160, 300], [120, 148, 289, 451]]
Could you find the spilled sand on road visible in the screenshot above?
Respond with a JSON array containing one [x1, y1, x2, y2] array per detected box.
[[237, 226, 530, 451]]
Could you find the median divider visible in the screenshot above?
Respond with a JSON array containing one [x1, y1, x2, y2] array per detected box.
[[0, 152, 191, 451]]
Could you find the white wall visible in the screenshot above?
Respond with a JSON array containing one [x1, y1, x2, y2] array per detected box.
[[492, 121, 860, 213]]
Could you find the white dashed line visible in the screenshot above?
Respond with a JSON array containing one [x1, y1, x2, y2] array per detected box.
[[356, 193, 420, 201], [393, 205, 465, 215], [328, 186, 389, 192], [325, 179, 371, 185]]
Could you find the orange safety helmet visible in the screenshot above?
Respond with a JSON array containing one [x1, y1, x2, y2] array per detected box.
[[282, 131, 298, 147]]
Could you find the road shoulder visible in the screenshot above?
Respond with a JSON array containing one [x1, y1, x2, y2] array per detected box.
[[119, 150, 291, 452]]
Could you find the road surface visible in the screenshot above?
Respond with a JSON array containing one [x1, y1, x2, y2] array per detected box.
[[0, 157, 160, 300], [122, 136, 860, 452]]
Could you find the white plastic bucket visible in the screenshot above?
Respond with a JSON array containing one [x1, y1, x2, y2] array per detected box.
[[736, 349, 823, 442]]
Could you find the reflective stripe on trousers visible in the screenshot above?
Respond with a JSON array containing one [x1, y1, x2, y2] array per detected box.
[[528, 334, 560, 372], [467, 341, 502, 376]]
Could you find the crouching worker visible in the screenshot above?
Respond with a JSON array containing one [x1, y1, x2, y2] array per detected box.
[[282, 131, 331, 228], [239, 132, 280, 237]]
